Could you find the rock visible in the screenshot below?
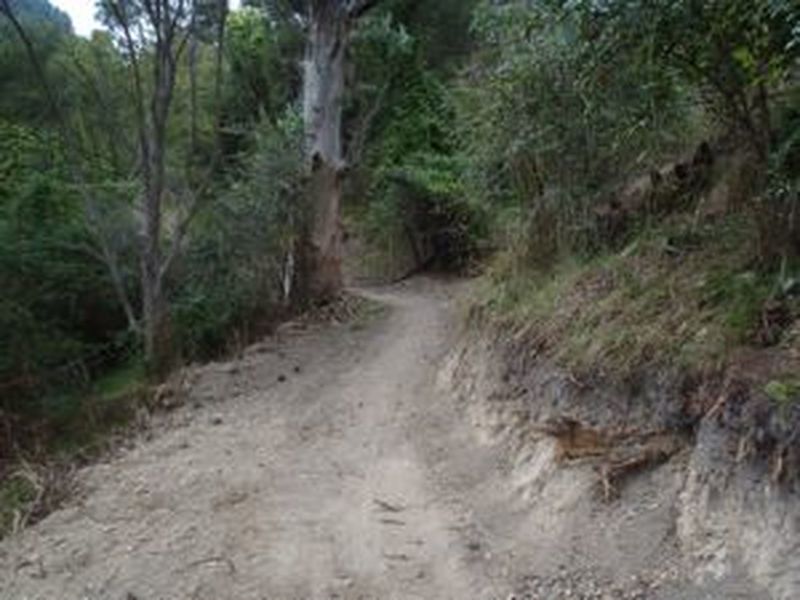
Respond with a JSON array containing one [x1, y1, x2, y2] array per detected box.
[[153, 382, 181, 410], [221, 362, 241, 376]]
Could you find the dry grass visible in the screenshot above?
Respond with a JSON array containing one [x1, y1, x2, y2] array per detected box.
[[0, 360, 146, 538], [479, 215, 798, 379], [0, 459, 78, 536]]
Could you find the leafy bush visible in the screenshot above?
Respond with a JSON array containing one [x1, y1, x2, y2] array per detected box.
[[355, 43, 486, 271], [172, 109, 305, 358], [0, 121, 125, 405], [224, 6, 302, 127], [456, 0, 694, 266]]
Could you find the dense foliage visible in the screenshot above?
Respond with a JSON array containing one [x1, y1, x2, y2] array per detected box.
[[456, 1, 693, 262], [173, 110, 305, 358], [0, 0, 306, 444], [0, 121, 123, 387]]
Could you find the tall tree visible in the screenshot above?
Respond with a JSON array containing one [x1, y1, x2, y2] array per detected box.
[[100, 0, 229, 373], [297, 0, 380, 300]]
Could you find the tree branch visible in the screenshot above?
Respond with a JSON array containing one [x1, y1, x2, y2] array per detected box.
[[158, 0, 229, 286], [107, 0, 150, 175], [347, 0, 381, 20]]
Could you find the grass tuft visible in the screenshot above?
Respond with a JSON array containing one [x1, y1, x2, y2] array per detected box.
[[479, 215, 799, 379]]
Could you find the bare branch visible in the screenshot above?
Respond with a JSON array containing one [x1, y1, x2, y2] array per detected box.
[[107, 0, 150, 171], [141, 0, 159, 41], [347, 0, 382, 20], [158, 0, 229, 286]]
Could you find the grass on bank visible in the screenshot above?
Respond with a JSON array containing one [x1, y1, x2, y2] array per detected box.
[[478, 214, 799, 379], [0, 359, 146, 536]]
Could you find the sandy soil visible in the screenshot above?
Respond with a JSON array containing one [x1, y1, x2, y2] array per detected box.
[[0, 279, 767, 599]]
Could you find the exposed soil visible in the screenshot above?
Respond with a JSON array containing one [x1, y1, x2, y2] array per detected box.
[[0, 278, 769, 599]]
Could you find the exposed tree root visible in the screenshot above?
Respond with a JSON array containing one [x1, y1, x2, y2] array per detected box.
[[535, 417, 686, 501]]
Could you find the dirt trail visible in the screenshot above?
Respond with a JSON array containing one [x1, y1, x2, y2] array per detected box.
[[0, 279, 767, 599], [0, 279, 512, 599]]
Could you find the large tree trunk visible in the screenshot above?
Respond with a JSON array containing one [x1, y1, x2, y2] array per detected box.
[[299, 4, 350, 301], [293, 0, 381, 302]]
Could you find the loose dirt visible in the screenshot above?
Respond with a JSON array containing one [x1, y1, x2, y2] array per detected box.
[[0, 279, 767, 599]]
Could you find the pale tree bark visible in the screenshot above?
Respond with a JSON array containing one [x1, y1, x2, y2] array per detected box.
[[298, 0, 380, 301]]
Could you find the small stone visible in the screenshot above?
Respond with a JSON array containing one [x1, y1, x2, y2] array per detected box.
[[210, 414, 223, 425], [277, 374, 287, 383]]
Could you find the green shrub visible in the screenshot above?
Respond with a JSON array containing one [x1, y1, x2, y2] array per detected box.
[[172, 109, 305, 358], [0, 121, 125, 405], [456, 1, 697, 265]]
